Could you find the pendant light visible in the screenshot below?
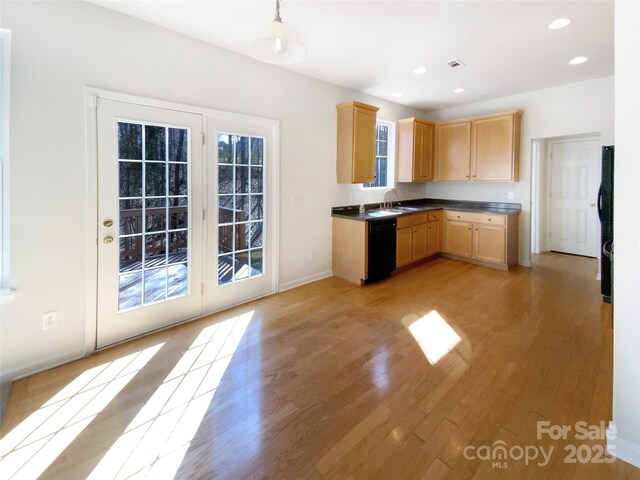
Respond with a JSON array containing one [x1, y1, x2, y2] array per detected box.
[[250, 0, 306, 65]]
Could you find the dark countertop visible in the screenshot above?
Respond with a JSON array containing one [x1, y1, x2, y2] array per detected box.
[[331, 198, 521, 222]]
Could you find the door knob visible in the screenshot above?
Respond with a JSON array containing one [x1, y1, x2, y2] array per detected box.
[[103, 236, 114, 244], [103, 219, 114, 227]]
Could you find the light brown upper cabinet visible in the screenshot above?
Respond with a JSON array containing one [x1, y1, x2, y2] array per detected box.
[[397, 118, 435, 182], [471, 111, 522, 182], [435, 121, 472, 180], [434, 110, 522, 182], [336, 101, 379, 184]]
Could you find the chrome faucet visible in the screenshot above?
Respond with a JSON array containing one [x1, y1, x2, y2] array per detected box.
[[382, 188, 399, 209]]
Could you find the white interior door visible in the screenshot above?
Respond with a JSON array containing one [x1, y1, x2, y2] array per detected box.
[[97, 99, 204, 347], [549, 139, 600, 257], [204, 117, 277, 312]]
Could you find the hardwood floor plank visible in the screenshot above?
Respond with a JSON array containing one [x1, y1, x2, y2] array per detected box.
[[315, 403, 391, 474], [1, 253, 637, 480]]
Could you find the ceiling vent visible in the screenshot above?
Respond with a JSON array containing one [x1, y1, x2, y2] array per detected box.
[[446, 59, 466, 69]]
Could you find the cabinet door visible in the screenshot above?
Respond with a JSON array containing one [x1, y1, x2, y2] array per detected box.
[[472, 114, 515, 181], [396, 227, 413, 267], [444, 220, 473, 257], [396, 120, 417, 182], [436, 122, 471, 180], [426, 221, 440, 256], [421, 123, 435, 181], [413, 122, 424, 181], [473, 224, 507, 264], [412, 224, 428, 261], [352, 107, 377, 183]]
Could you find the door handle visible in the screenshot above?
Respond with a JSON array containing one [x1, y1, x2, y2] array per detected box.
[[597, 185, 603, 221], [103, 236, 114, 244]]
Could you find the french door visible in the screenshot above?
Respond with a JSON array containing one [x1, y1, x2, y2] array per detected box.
[[203, 117, 276, 312], [97, 99, 204, 347], [96, 98, 276, 348]]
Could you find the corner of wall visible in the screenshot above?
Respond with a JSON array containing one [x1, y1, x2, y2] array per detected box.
[[607, 422, 640, 469]]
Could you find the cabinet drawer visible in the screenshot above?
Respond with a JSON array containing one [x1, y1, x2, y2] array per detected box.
[[427, 211, 441, 222], [445, 210, 506, 226], [397, 212, 428, 229]]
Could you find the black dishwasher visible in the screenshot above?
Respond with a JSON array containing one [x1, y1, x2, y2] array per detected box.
[[367, 218, 397, 283]]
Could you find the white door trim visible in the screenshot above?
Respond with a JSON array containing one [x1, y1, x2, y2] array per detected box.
[[84, 88, 280, 356]]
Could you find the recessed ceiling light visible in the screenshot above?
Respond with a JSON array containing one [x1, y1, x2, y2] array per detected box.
[[548, 18, 572, 30], [413, 66, 428, 75], [453, 88, 465, 93], [569, 56, 588, 65], [392, 92, 402, 98]]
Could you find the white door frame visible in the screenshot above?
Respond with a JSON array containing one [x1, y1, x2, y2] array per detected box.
[[84, 88, 280, 355], [530, 134, 601, 252]]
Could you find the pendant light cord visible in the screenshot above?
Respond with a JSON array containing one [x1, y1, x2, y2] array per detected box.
[[273, 0, 282, 23]]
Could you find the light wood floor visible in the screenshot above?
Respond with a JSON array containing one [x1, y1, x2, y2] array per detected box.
[[2, 253, 639, 479]]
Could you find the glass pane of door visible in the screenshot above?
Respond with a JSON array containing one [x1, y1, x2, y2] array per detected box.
[[118, 122, 190, 310], [217, 134, 264, 285]]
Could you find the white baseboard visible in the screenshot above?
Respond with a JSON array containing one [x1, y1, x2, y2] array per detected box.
[[607, 422, 640, 468], [1, 272, 332, 385], [2, 350, 86, 384], [279, 270, 333, 292]]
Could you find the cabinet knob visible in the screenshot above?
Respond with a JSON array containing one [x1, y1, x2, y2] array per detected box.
[[488, 218, 492, 222]]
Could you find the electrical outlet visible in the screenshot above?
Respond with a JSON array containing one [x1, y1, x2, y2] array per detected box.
[[309, 249, 315, 261], [484, 191, 491, 199], [42, 310, 58, 330], [508, 192, 515, 200]]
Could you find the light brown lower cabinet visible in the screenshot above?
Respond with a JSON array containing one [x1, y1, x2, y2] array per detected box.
[[396, 225, 428, 268], [396, 227, 413, 268], [396, 213, 437, 268], [426, 221, 441, 257], [473, 224, 507, 264], [444, 221, 473, 257], [412, 224, 428, 261], [442, 210, 518, 269], [332, 209, 519, 286]]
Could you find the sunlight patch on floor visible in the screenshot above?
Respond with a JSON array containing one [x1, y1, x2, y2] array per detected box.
[[0, 343, 164, 479], [88, 310, 254, 479], [406, 310, 461, 365]]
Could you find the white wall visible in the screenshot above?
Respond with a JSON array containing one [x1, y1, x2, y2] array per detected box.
[[423, 76, 614, 266], [0, 1, 427, 382], [608, 0, 640, 469]]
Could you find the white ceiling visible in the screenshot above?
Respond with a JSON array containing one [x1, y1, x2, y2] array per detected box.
[[88, 0, 614, 111]]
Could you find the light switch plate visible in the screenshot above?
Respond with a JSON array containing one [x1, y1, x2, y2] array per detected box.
[[42, 310, 58, 330]]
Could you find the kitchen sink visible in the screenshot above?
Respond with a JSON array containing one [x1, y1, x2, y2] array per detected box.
[[368, 206, 420, 217], [368, 210, 397, 217], [390, 206, 419, 212]]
